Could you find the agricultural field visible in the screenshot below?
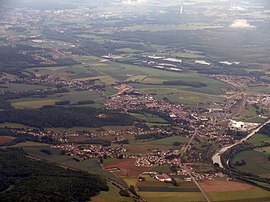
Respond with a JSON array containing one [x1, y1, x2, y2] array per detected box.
[[123, 143, 172, 154], [27, 65, 103, 81], [140, 88, 226, 107], [149, 165, 173, 174], [0, 122, 28, 129], [198, 180, 270, 202], [140, 192, 206, 202], [11, 99, 57, 109], [7, 141, 49, 148], [0, 136, 15, 145], [208, 188, 270, 202], [103, 158, 148, 177], [137, 177, 199, 192], [10, 90, 106, 109], [256, 146, 270, 155], [91, 183, 133, 202], [130, 113, 168, 124], [247, 133, 270, 147], [231, 150, 270, 177], [199, 179, 255, 193], [1, 0, 270, 201], [234, 104, 266, 123], [118, 136, 188, 155], [0, 83, 48, 92], [142, 136, 188, 146], [88, 60, 228, 95]]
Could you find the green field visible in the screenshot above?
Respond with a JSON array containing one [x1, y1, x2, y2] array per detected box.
[[12, 99, 57, 109], [208, 188, 270, 202], [138, 186, 200, 192], [28, 64, 103, 80], [10, 90, 105, 109], [234, 105, 263, 123], [139, 87, 225, 107], [140, 192, 206, 202], [131, 113, 168, 123], [7, 141, 49, 147], [0, 83, 48, 92], [247, 133, 270, 147], [149, 165, 173, 173], [256, 146, 270, 155], [232, 150, 270, 176], [137, 176, 199, 192], [122, 136, 188, 154], [0, 122, 29, 129], [47, 90, 106, 106], [143, 136, 188, 146], [91, 183, 133, 202], [89, 60, 228, 94]]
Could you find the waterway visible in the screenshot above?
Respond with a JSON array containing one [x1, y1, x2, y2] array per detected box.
[[212, 119, 270, 168]]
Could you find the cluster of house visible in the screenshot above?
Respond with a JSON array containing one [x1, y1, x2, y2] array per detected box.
[[247, 95, 270, 110], [52, 144, 127, 161], [105, 91, 252, 163], [105, 94, 188, 120], [9, 128, 55, 141], [140, 168, 227, 183], [212, 75, 267, 88], [135, 150, 181, 167], [4, 74, 105, 92], [189, 167, 227, 181]]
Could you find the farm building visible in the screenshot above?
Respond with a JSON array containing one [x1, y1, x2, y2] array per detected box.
[[155, 174, 172, 182]]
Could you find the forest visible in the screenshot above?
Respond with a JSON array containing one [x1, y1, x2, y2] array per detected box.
[[0, 107, 135, 128], [0, 149, 108, 202]]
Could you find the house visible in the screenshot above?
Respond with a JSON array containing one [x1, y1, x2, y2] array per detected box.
[[155, 174, 172, 182]]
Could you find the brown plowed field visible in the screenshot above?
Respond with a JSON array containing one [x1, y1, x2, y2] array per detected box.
[[0, 136, 15, 145], [104, 158, 148, 177]]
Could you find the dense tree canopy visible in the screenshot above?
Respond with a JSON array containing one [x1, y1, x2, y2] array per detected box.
[[0, 107, 135, 128], [0, 149, 108, 202]]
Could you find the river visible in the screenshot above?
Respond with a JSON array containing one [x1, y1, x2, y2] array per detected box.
[[212, 119, 270, 168]]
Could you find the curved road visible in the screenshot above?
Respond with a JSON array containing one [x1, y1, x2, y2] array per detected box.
[[212, 119, 270, 168]]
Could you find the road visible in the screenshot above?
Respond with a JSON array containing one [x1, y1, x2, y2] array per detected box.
[[212, 119, 270, 168], [179, 128, 197, 163], [179, 129, 211, 202], [183, 164, 211, 202]]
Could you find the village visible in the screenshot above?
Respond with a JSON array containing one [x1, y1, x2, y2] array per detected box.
[[0, 73, 106, 93]]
